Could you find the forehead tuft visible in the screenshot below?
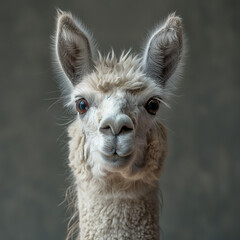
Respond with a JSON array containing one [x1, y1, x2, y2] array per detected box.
[[82, 51, 151, 93]]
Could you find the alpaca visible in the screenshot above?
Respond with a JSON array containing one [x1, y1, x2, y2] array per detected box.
[[54, 10, 184, 240]]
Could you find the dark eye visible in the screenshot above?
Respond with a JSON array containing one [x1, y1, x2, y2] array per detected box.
[[75, 98, 89, 114], [145, 98, 160, 115]]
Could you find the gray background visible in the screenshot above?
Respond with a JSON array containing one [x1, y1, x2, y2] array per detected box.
[[1, 0, 239, 239]]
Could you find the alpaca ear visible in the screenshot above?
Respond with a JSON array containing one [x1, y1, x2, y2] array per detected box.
[[55, 10, 95, 86], [143, 14, 184, 89]]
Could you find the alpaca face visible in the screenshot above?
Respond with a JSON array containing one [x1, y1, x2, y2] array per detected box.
[[54, 11, 184, 181], [69, 65, 165, 178]]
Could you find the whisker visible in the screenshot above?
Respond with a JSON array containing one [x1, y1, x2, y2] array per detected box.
[[47, 98, 62, 111]]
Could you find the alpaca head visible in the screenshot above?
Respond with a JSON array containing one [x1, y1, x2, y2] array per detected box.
[[54, 11, 184, 185]]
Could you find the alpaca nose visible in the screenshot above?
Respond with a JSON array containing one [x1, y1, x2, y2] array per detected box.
[[99, 114, 134, 136]]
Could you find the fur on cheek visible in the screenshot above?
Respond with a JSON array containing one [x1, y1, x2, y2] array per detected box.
[[121, 123, 168, 183], [144, 123, 168, 181], [68, 121, 93, 182]]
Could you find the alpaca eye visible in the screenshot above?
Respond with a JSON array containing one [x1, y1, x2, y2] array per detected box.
[[76, 98, 89, 114], [145, 98, 160, 115]]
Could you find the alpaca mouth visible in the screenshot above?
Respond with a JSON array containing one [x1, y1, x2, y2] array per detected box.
[[100, 152, 133, 168]]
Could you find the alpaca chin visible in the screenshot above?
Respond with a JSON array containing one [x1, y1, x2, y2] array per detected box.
[[88, 150, 133, 178], [100, 152, 134, 169]]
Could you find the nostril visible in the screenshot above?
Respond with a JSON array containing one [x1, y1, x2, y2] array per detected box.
[[100, 125, 111, 130], [99, 115, 134, 136], [99, 124, 112, 135], [120, 125, 133, 134]]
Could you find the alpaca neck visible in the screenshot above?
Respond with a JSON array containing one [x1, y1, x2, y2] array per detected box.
[[76, 182, 160, 240]]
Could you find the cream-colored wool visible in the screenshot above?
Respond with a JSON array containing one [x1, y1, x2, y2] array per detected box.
[[54, 10, 184, 240]]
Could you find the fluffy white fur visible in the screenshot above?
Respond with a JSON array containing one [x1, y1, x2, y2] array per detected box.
[[54, 10, 184, 240]]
